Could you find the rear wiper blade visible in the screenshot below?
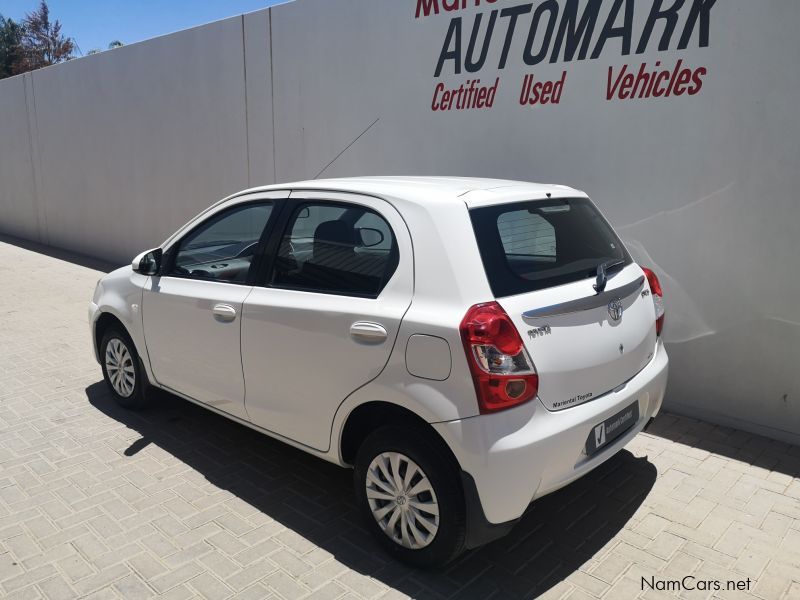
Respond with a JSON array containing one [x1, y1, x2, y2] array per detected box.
[[593, 259, 625, 293]]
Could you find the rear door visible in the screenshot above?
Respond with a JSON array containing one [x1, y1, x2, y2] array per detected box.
[[240, 191, 413, 451], [470, 197, 657, 411]]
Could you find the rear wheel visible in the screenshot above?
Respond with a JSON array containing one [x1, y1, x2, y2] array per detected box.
[[100, 328, 148, 409], [354, 427, 466, 568]]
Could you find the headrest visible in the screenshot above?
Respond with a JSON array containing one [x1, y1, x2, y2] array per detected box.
[[314, 220, 355, 246], [313, 220, 356, 261]]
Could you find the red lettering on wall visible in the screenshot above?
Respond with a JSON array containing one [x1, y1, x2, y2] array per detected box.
[[416, 0, 498, 19], [606, 60, 706, 101]]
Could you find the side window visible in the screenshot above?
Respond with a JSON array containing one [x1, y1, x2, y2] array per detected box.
[[354, 211, 393, 252], [498, 210, 556, 260], [269, 202, 398, 297], [170, 203, 273, 283]]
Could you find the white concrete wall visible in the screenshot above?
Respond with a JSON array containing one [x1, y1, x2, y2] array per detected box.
[[1, 0, 798, 444], [0, 74, 40, 241], [1, 15, 266, 258]]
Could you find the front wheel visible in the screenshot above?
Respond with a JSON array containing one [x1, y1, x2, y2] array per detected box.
[[354, 427, 467, 568], [100, 328, 148, 409]]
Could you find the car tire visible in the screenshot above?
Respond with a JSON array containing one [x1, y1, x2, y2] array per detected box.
[[354, 426, 467, 568], [100, 328, 148, 410]]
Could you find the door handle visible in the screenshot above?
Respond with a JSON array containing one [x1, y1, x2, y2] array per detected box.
[[212, 303, 237, 321], [350, 321, 388, 344]]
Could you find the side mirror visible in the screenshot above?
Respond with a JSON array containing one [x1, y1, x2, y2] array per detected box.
[[132, 248, 163, 275]]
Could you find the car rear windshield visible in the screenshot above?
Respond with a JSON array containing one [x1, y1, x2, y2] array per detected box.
[[470, 198, 632, 297]]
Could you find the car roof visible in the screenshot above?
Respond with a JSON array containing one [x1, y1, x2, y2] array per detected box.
[[162, 177, 589, 252], [228, 176, 587, 208]]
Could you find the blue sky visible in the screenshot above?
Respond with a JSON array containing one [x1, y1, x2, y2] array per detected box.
[[1, 1, 285, 55]]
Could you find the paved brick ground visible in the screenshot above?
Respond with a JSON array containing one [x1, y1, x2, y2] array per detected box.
[[1, 235, 799, 600]]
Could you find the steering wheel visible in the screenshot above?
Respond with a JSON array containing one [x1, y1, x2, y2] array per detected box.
[[235, 242, 259, 258], [172, 265, 191, 277]]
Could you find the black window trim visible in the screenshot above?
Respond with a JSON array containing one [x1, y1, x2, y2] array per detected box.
[[160, 199, 285, 286], [255, 199, 400, 299]]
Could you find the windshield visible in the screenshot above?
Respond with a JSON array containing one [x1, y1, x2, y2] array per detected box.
[[470, 198, 632, 297]]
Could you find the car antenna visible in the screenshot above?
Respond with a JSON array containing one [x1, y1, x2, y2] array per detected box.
[[313, 117, 380, 179]]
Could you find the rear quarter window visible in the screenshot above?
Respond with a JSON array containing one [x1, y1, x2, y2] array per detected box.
[[470, 198, 632, 297]]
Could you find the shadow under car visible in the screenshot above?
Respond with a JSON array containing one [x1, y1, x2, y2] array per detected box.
[[86, 382, 657, 598]]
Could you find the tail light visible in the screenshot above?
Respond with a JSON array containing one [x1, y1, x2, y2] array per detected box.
[[642, 268, 665, 336], [459, 302, 538, 414]]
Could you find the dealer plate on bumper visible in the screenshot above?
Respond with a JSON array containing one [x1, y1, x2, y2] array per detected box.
[[585, 401, 640, 457]]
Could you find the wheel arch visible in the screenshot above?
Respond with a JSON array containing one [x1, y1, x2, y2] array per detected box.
[[92, 306, 154, 386], [94, 312, 128, 357], [338, 401, 460, 471]]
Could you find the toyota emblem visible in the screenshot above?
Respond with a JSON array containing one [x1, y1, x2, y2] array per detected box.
[[608, 298, 623, 321]]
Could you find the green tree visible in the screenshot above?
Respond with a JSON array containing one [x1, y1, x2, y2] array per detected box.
[[85, 41, 124, 57], [14, 1, 75, 74], [0, 14, 23, 79]]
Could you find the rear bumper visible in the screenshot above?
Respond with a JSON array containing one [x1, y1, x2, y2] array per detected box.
[[434, 339, 668, 527]]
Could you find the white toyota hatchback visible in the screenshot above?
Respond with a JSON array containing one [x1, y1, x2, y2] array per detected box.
[[89, 177, 668, 566]]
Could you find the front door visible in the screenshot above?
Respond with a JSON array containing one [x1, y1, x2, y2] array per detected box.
[[142, 200, 276, 420], [241, 192, 414, 451]]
